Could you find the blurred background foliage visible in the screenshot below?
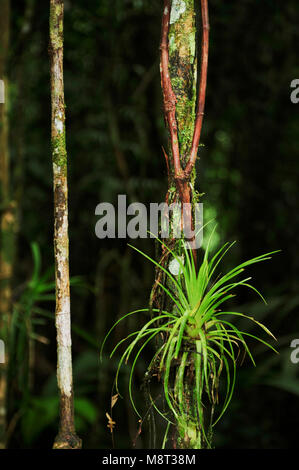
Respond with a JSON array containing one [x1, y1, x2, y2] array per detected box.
[[4, 0, 299, 448]]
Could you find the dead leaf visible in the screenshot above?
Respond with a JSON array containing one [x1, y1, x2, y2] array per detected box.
[[111, 393, 119, 409], [106, 412, 116, 433]]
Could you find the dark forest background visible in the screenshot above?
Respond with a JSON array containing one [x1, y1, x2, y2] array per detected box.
[[4, 0, 299, 448]]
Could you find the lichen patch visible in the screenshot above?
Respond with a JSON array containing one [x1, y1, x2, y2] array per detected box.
[[170, 0, 186, 24]]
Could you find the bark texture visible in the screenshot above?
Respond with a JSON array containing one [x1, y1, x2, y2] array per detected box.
[[49, 0, 81, 449]]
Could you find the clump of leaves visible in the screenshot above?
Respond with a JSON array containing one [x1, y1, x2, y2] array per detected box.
[[101, 232, 278, 448]]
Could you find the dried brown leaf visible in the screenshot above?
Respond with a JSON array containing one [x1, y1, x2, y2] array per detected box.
[[106, 412, 116, 433], [111, 393, 119, 409]]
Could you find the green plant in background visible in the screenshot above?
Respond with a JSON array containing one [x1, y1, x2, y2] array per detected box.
[[6, 242, 93, 446], [9, 242, 55, 405], [102, 231, 279, 449]]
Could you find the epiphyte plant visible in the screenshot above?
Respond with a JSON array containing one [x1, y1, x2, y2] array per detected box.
[[101, 230, 279, 449]]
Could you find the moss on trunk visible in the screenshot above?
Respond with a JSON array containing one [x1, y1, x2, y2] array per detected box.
[[168, 0, 197, 167]]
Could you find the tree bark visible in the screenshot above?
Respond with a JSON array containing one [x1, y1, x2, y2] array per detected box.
[[0, 0, 13, 450], [49, 0, 81, 449]]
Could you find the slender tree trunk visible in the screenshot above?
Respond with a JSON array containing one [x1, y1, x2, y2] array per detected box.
[[49, 0, 81, 449], [154, 0, 209, 448], [160, 0, 209, 215], [0, 0, 13, 449]]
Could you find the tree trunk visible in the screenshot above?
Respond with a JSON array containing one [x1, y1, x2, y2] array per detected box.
[[154, 0, 209, 448], [0, 0, 13, 449], [49, 0, 81, 449]]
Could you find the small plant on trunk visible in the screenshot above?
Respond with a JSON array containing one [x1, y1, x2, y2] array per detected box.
[[101, 232, 278, 448]]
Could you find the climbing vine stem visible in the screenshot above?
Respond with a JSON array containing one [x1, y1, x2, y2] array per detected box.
[[160, 0, 209, 194]]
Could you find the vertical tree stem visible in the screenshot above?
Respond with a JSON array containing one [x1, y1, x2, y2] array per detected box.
[[185, 0, 209, 176], [160, 1, 182, 180], [158, 0, 210, 448], [49, 0, 81, 449], [0, 0, 12, 450]]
